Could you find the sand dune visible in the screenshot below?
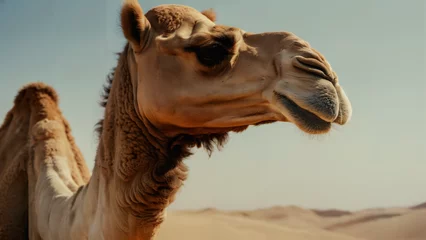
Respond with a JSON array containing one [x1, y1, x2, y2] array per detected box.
[[157, 202, 426, 240], [156, 210, 362, 240], [411, 202, 426, 210], [228, 206, 326, 230], [333, 209, 426, 240]]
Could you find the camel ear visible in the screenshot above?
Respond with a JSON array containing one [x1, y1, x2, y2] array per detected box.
[[121, 0, 151, 52], [201, 8, 216, 22]]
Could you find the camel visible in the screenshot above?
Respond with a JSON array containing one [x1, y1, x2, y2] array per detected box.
[[0, 1, 352, 239]]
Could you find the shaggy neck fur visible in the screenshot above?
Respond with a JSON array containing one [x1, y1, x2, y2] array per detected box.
[[92, 43, 233, 237]]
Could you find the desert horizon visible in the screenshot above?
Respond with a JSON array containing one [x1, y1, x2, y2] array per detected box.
[[171, 199, 426, 213], [157, 201, 426, 240]]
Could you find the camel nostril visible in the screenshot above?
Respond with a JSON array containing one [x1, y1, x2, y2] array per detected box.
[[292, 56, 334, 82]]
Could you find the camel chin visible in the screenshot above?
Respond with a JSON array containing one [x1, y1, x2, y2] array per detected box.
[[273, 80, 351, 135], [276, 93, 333, 134]]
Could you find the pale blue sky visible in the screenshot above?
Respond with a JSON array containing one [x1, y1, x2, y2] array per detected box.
[[1, 0, 425, 211]]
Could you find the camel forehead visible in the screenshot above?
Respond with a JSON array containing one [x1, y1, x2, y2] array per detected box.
[[146, 4, 214, 33]]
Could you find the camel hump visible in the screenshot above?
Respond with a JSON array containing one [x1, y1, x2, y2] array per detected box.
[[13, 82, 59, 107], [0, 83, 61, 239]]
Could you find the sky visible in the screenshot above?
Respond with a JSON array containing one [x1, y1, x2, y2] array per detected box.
[[0, 0, 425, 211]]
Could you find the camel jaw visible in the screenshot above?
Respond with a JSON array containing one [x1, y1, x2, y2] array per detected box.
[[273, 79, 352, 135], [275, 93, 332, 134]]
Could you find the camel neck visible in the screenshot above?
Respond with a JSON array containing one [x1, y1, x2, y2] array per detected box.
[[91, 46, 188, 239]]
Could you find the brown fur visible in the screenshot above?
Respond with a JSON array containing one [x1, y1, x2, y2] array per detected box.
[[146, 6, 184, 34], [0, 95, 30, 240], [0, 82, 90, 239], [145, 6, 215, 34], [96, 43, 190, 224], [16, 83, 90, 184]]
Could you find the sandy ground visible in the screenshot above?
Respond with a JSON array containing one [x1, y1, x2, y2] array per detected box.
[[156, 203, 426, 240]]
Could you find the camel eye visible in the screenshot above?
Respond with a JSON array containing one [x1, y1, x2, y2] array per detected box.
[[192, 43, 230, 67]]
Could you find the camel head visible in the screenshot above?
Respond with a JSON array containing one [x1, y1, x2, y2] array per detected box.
[[120, 1, 352, 137]]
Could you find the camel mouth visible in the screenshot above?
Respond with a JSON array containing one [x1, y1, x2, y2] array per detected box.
[[276, 93, 332, 134]]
